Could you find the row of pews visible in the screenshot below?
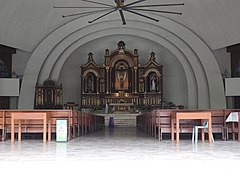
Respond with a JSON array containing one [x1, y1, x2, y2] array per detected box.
[[137, 109, 240, 142], [0, 110, 104, 143]]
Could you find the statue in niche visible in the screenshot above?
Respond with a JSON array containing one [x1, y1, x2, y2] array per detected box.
[[0, 59, 9, 78], [86, 75, 94, 92], [151, 79, 156, 91], [150, 73, 157, 92]]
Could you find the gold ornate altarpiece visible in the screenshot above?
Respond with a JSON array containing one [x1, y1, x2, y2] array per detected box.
[[81, 41, 163, 111]]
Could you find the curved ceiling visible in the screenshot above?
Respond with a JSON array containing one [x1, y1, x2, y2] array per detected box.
[[0, 0, 228, 109], [18, 17, 226, 109], [0, 0, 240, 52]]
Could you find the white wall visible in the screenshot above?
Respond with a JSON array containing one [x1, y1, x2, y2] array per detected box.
[[58, 36, 188, 107]]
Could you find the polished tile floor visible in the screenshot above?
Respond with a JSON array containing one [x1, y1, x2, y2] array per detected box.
[[0, 127, 240, 180]]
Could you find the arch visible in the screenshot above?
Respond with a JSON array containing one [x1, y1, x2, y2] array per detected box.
[[144, 68, 161, 77], [18, 18, 226, 109], [49, 28, 197, 108], [110, 56, 134, 68], [82, 69, 100, 78]]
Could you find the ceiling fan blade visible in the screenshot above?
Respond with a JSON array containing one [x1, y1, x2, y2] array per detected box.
[[88, 9, 116, 23], [81, 0, 115, 7], [130, 8, 182, 15], [124, 9, 159, 22], [62, 8, 113, 18], [54, 6, 111, 9], [128, 3, 185, 8], [119, 9, 126, 25], [125, 0, 147, 7]]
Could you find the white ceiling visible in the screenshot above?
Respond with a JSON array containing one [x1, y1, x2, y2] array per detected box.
[[0, 0, 240, 52]]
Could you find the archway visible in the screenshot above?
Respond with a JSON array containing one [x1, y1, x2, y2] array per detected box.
[[19, 18, 226, 109]]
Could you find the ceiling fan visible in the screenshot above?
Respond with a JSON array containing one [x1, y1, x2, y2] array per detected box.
[[54, 0, 184, 25]]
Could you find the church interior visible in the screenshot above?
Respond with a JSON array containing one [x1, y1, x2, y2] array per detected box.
[[0, 0, 240, 178]]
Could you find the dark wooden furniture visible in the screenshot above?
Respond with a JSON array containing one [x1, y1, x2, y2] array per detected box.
[[64, 102, 79, 110], [34, 79, 63, 109], [80, 41, 163, 111]]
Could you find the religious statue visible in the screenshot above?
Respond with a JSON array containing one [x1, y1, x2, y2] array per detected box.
[[87, 75, 94, 92], [105, 103, 109, 114], [151, 78, 156, 91], [117, 67, 127, 89], [150, 74, 157, 92]]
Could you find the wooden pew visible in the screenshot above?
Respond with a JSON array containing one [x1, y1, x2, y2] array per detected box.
[[211, 110, 225, 140], [0, 109, 105, 142], [2, 110, 77, 142], [11, 112, 48, 144], [78, 112, 104, 136], [173, 111, 213, 143], [156, 110, 172, 140], [150, 110, 159, 139], [0, 110, 6, 141], [171, 109, 227, 141], [138, 109, 233, 141]]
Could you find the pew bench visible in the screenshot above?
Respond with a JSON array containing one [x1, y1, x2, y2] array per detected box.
[[138, 109, 230, 141]]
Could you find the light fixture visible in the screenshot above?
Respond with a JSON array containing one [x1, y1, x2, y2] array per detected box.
[[54, 0, 184, 25]]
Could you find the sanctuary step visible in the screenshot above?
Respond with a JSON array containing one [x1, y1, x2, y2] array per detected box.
[[95, 113, 140, 127]]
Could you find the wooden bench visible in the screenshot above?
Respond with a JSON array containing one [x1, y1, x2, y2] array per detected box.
[[138, 109, 235, 142], [172, 111, 213, 143], [0, 110, 104, 142], [11, 112, 48, 144], [2, 110, 77, 142], [0, 110, 6, 141]]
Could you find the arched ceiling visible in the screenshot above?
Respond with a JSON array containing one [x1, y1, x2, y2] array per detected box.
[[0, 0, 240, 52], [18, 16, 226, 109]]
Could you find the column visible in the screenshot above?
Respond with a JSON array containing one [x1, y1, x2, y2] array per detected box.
[[97, 77, 99, 94], [106, 68, 109, 93], [134, 67, 137, 93]]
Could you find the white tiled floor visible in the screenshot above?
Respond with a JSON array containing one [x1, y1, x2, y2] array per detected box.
[[0, 127, 240, 180]]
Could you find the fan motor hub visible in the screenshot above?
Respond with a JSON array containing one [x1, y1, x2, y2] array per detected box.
[[115, 0, 125, 8]]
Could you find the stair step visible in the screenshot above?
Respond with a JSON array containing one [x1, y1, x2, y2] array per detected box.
[[101, 113, 139, 127]]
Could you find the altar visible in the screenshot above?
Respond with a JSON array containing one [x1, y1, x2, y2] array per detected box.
[[109, 103, 135, 113], [80, 41, 163, 112]]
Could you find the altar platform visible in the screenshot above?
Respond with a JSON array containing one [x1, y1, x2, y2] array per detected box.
[[94, 112, 140, 127], [109, 103, 135, 113]]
